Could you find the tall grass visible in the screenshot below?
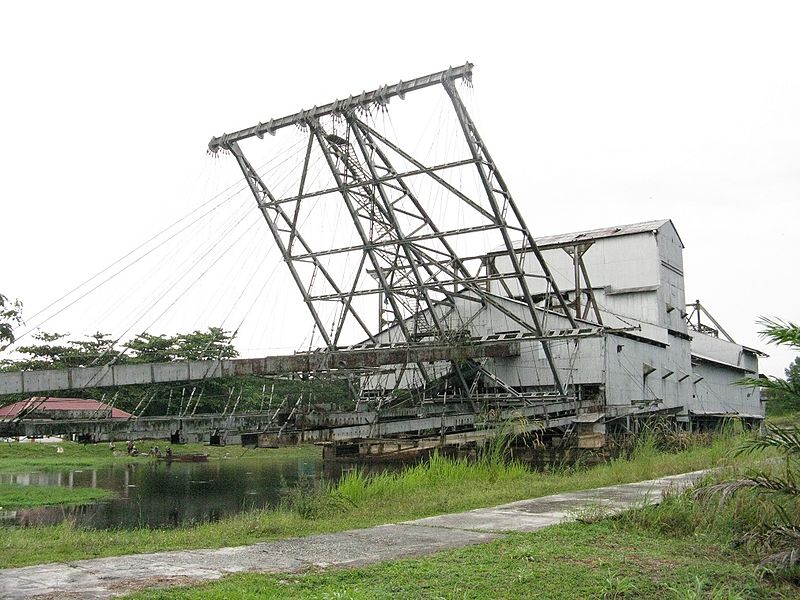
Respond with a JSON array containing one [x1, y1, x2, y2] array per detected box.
[[284, 422, 749, 522], [292, 427, 531, 520], [331, 451, 529, 507]]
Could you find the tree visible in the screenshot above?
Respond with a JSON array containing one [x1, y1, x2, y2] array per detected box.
[[787, 356, 800, 389], [174, 327, 239, 360], [123, 328, 239, 363], [8, 331, 122, 371], [124, 333, 178, 363], [0, 293, 23, 351], [696, 317, 800, 572]]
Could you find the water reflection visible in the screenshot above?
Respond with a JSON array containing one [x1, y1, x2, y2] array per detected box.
[[1, 455, 344, 529]]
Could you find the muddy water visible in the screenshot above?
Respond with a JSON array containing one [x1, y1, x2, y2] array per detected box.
[[0, 454, 363, 529]]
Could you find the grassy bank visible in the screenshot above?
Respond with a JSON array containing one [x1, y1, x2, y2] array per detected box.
[[0, 484, 115, 509], [0, 440, 318, 472], [0, 431, 769, 568]]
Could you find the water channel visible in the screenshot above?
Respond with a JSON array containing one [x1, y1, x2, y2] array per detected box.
[[0, 451, 371, 529]]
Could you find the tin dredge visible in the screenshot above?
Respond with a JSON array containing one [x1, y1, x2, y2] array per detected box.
[[0, 64, 763, 458]]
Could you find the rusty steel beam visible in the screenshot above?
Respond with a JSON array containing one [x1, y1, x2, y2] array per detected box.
[[230, 341, 518, 375], [0, 340, 519, 396], [0, 412, 279, 440], [0, 397, 582, 443], [256, 399, 581, 445]]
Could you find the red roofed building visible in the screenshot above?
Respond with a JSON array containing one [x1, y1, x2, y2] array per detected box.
[[0, 398, 133, 421]]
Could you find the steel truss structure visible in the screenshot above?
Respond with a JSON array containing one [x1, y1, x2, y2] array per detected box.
[[685, 300, 735, 342], [209, 63, 600, 408]]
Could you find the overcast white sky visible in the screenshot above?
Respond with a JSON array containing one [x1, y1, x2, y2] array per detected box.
[[2, 1, 798, 376]]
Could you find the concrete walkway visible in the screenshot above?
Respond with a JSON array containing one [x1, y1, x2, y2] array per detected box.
[[0, 469, 708, 599]]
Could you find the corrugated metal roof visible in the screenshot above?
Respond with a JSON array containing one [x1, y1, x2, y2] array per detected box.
[[0, 398, 133, 419], [533, 219, 678, 248], [742, 345, 769, 358], [691, 353, 755, 373], [488, 219, 684, 255]]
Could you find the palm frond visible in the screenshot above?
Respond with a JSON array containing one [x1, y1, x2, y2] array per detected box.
[[743, 519, 800, 574], [759, 547, 800, 571], [757, 317, 800, 349], [745, 473, 800, 496], [694, 472, 800, 504], [737, 375, 800, 402], [754, 525, 800, 549], [736, 426, 800, 456], [693, 479, 760, 504]]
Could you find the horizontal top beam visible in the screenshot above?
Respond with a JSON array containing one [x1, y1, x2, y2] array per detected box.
[[208, 63, 473, 152]]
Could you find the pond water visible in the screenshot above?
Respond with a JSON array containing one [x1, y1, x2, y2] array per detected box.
[[0, 452, 371, 529]]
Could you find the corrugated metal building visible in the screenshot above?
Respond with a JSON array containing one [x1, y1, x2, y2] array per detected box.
[[365, 219, 763, 436], [0, 397, 133, 420], [508, 218, 764, 427]]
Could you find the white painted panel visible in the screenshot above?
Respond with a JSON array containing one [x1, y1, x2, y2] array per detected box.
[[692, 334, 755, 371], [494, 232, 662, 297], [692, 362, 763, 416]]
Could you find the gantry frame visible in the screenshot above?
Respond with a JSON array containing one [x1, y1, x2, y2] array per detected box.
[[210, 63, 600, 403]]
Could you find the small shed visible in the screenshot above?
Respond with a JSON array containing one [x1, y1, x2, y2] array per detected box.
[[0, 397, 132, 421]]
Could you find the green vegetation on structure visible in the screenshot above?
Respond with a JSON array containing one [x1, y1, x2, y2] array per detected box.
[[0, 431, 769, 568], [0, 484, 114, 509]]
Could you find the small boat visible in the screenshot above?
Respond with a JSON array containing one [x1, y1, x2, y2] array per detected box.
[[158, 452, 209, 463]]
